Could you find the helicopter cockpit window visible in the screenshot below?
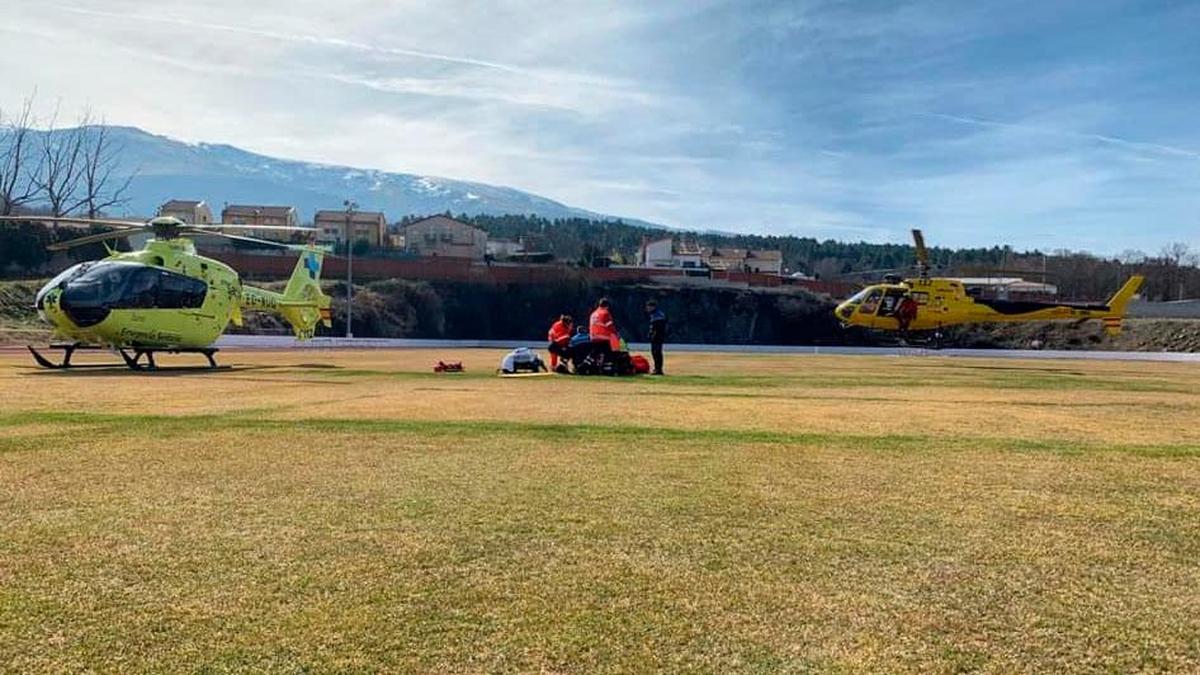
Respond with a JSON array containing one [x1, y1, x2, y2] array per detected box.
[[845, 288, 871, 305], [60, 262, 208, 311], [64, 262, 137, 307], [124, 267, 160, 309], [858, 289, 882, 314], [43, 262, 91, 291], [36, 262, 93, 308], [157, 271, 207, 309]]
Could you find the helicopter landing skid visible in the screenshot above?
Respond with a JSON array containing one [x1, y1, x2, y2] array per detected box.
[[27, 344, 221, 370], [27, 343, 107, 369], [117, 347, 220, 371], [895, 332, 945, 350]]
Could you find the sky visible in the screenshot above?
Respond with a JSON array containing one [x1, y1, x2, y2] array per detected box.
[[2, 0, 1197, 254]]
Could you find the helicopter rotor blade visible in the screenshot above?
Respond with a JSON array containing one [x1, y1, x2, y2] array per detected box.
[[180, 228, 299, 249], [830, 266, 914, 281], [179, 228, 336, 255], [45, 228, 144, 251], [911, 229, 929, 265], [911, 228, 931, 279], [184, 228, 343, 254], [0, 215, 148, 229], [187, 223, 319, 232], [957, 267, 1060, 279]]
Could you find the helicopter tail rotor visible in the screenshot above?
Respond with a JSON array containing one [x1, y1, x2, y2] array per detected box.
[[277, 246, 333, 339]]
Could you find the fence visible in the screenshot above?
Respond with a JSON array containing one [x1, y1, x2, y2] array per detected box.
[[207, 251, 854, 296], [1129, 299, 1200, 319]]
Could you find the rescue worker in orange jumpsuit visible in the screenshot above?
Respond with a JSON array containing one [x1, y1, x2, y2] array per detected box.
[[897, 294, 919, 336], [588, 298, 620, 363], [546, 314, 573, 373]]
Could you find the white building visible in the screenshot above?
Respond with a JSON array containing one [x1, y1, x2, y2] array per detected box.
[[486, 238, 525, 259], [402, 215, 487, 260], [158, 199, 213, 224], [313, 210, 387, 248], [638, 237, 703, 268], [702, 247, 784, 275]]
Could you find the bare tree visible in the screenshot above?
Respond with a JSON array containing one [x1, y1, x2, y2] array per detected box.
[[1161, 242, 1190, 265], [0, 95, 43, 216], [29, 106, 88, 217], [1117, 249, 1147, 265], [1158, 242, 1196, 300], [75, 122, 134, 218]]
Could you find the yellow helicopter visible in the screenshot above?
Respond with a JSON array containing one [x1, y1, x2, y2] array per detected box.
[[1, 215, 332, 369], [834, 229, 1144, 340]]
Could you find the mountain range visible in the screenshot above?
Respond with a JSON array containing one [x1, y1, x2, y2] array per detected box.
[[9, 126, 659, 227]]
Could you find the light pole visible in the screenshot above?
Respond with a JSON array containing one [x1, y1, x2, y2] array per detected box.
[[343, 199, 358, 338]]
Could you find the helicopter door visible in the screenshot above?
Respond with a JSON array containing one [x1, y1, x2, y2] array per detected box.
[[877, 289, 907, 327], [124, 267, 160, 309], [856, 289, 883, 327], [157, 271, 208, 309]]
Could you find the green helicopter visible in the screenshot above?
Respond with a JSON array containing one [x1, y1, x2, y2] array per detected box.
[[1, 215, 332, 370]]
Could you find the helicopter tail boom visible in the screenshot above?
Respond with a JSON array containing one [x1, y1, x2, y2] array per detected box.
[[241, 247, 332, 340], [1100, 275, 1144, 335]]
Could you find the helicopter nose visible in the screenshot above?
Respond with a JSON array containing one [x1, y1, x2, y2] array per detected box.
[[835, 303, 855, 321], [41, 287, 60, 313], [38, 288, 72, 326]]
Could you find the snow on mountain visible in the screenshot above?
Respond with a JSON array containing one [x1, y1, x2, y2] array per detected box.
[[13, 126, 660, 227]]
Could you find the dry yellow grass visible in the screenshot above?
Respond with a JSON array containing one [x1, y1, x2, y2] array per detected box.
[[2, 348, 1199, 672], [6, 348, 1197, 445]]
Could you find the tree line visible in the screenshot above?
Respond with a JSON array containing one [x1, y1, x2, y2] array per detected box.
[[447, 213, 1200, 302]]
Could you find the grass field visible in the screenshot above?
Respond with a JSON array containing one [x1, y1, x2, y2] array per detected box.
[[2, 348, 1199, 672]]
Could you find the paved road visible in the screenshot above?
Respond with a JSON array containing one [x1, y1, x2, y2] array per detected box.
[[214, 335, 1200, 363]]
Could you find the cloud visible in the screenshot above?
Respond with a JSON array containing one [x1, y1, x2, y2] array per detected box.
[[1, 0, 1197, 254], [919, 112, 1200, 161], [50, 5, 649, 94], [52, 5, 526, 73], [323, 72, 658, 113]]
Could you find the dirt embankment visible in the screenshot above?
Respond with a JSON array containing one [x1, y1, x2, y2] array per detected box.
[[170, 278, 1200, 351], [0, 281, 48, 345], [947, 318, 1200, 352], [232, 278, 846, 345], [3, 277, 844, 346]]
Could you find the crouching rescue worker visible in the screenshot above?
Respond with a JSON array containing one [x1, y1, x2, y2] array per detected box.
[[547, 314, 573, 373], [567, 325, 591, 366]]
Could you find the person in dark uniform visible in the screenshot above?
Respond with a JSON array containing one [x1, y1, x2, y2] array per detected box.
[[646, 300, 668, 375], [566, 324, 591, 368]]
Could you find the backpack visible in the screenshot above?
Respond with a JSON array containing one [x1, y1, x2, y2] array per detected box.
[[630, 354, 651, 374]]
